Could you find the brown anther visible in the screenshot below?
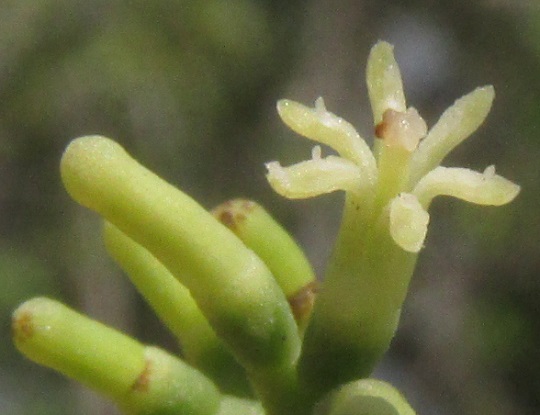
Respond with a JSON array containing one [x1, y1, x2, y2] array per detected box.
[[216, 209, 236, 228], [374, 108, 427, 151], [375, 120, 387, 139], [288, 280, 320, 323]]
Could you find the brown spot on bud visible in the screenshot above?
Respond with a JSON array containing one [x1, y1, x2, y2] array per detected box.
[[217, 208, 236, 228], [288, 280, 319, 323], [212, 199, 257, 231], [131, 359, 152, 392], [12, 310, 34, 343]]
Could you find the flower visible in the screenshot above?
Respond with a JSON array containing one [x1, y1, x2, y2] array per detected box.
[[266, 41, 520, 253]]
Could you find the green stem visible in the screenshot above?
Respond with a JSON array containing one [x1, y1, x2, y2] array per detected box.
[[12, 297, 220, 415], [373, 144, 411, 212], [298, 191, 417, 398]]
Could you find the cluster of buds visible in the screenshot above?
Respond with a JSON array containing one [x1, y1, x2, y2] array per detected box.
[[11, 42, 519, 415]]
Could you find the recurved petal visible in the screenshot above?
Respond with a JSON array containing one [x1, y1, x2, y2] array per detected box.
[[410, 86, 495, 184], [412, 165, 521, 208], [389, 193, 430, 253], [277, 98, 376, 183], [366, 41, 407, 125], [265, 155, 362, 199]]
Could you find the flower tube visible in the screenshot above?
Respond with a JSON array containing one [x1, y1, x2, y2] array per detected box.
[[266, 41, 520, 397]]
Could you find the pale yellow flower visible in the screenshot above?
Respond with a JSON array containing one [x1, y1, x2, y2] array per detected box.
[[267, 41, 520, 253]]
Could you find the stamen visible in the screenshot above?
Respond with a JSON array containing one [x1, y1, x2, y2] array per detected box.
[[483, 165, 496, 179], [315, 97, 327, 113], [375, 108, 427, 152], [312, 145, 322, 160]]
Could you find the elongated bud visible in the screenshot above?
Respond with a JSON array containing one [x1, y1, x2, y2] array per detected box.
[[103, 223, 251, 396], [13, 297, 220, 415], [212, 199, 317, 330], [61, 136, 300, 372]]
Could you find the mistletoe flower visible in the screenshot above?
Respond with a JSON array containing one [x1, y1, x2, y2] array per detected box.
[[266, 41, 520, 253], [266, 41, 520, 396]]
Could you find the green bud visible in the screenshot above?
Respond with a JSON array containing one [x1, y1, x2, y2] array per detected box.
[[13, 297, 220, 415], [60, 136, 300, 372]]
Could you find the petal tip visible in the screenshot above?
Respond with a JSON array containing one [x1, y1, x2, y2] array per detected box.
[[389, 194, 430, 253]]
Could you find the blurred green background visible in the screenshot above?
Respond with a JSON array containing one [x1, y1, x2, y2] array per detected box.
[[0, 0, 538, 414]]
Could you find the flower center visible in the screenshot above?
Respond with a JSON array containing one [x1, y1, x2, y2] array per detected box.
[[375, 108, 427, 152]]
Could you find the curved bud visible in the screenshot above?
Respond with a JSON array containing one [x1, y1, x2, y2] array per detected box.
[[389, 193, 430, 253], [410, 86, 495, 184], [366, 41, 407, 125], [277, 98, 376, 183], [413, 165, 521, 208]]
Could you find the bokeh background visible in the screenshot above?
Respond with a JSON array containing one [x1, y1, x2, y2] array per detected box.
[[0, 0, 538, 414]]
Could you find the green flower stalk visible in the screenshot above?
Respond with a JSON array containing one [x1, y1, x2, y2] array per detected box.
[[266, 41, 520, 396], [12, 41, 520, 415]]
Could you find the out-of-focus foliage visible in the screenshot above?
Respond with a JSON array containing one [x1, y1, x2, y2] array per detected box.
[[1, 0, 539, 414]]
